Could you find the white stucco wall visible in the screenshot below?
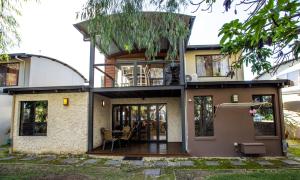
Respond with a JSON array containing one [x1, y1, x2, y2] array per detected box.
[[93, 94, 111, 148], [0, 94, 13, 145], [28, 56, 85, 87], [12, 92, 89, 154], [110, 97, 182, 142]]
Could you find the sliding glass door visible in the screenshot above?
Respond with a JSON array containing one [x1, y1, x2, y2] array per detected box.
[[112, 104, 167, 142]]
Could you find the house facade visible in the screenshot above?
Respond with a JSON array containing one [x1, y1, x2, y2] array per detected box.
[[4, 13, 289, 156], [0, 54, 87, 145]]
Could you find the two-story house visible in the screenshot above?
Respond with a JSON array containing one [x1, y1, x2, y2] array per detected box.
[[4, 13, 289, 156], [0, 53, 87, 145]]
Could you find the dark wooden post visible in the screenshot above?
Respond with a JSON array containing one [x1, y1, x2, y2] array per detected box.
[[179, 38, 186, 152], [88, 38, 95, 152]]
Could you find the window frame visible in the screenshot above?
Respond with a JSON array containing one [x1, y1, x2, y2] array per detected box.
[[19, 101, 48, 137], [0, 62, 20, 87], [252, 94, 277, 136], [195, 54, 230, 77], [194, 95, 214, 137]]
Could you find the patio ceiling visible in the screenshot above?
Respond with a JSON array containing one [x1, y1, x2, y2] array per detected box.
[[93, 86, 182, 98], [74, 12, 195, 58]]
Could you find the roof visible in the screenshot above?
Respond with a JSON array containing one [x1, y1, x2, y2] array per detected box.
[[3, 85, 90, 95], [74, 12, 195, 57], [255, 58, 300, 79], [186, 80, 291, 89], [186, 44, 221, 51], [8, 53, 88, 82]]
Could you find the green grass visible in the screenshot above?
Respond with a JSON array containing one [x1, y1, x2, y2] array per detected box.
[[289, 147, 300, 157], [207, 169, 300, 180], [288, 139, 300, 146]]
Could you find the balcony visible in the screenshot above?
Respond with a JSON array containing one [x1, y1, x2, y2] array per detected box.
[[94, 60, 181, 88]]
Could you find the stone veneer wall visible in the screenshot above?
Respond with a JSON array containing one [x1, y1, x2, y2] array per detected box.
[[93, 94, 111, 148], [12, 92, 89, 154]]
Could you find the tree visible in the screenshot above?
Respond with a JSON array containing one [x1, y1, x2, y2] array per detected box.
[[0, 0, 32, 60], [80, 0, 300, 74]]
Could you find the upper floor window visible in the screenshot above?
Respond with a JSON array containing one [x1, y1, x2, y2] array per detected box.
[[19, 101, 48, 136], [252, 95, 276, 136], [0, 63, 20, 87], [196, 55, 229, 77], [194, 96, 214, 136]]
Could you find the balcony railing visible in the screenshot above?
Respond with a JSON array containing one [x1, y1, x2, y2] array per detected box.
[[94, 60, 180, 88]]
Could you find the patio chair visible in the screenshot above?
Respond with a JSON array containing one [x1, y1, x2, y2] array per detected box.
[[120, 127, 135, 147], [102, 129, 120, 152]]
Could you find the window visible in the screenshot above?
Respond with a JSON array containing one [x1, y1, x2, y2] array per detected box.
[[252, 95, 276, 136], [0, 63, 20, 87], [19, 101, 48, 136], [196, 55, 229, 77], [194, 96, 214, 136]]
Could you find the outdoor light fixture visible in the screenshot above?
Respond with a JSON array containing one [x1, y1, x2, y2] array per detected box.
[[63, 98, 69, 106], [101, 100, 105, 107], [231, 94, 239, 103], [188, 98, 193, 102]]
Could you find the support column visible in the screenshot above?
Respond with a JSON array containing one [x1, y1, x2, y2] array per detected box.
[[179, 38, 186, 152], [88, 39, 95, 152]]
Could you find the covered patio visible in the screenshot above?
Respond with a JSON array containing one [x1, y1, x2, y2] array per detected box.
[[91, 87, 186, 156], [90, 142, 187, 156]]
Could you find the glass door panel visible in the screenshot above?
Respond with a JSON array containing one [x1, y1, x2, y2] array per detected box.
[[149, 105, 158, 141], [130, 105, 139, 141], [140, 105, 149, 141], [122, 106, 130, 128], [158, 105, 167, 141], [112, 106, 121, 130]]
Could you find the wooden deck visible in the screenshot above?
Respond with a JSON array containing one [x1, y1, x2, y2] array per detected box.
[[89, 142, 189, 157]]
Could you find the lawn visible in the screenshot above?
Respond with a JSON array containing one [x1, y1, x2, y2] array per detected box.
[[288, 139, 300, 157], [207, 170, 300, 180]]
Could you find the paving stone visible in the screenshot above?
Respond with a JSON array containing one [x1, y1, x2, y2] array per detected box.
[[20, 155, 37, 161], [42, 155, 57, 162], [294, 157, 300, 162], [63, 158, 80, 164], [144, 169, 161, 176], [168, 161, 181, 167], [129, 160, 144, 166], [205, 161, 220, 166], [257, 160, 273, 166], [230, 160, 246, 166], [180, 161, 194, 166], [282, 159, 300, 165], [104, 160, 121, 166], [154, 161, 168, 167], [0, 156, 15, 161], [82, 159, 98, 165]]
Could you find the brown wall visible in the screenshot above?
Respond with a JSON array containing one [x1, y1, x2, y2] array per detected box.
[[186, 87, 283, 157]]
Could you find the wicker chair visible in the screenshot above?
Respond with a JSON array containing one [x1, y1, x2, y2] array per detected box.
[[102, 129, 120, 151]]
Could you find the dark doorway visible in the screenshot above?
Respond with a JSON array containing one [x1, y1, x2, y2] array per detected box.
[[112, 104, 167, 142]]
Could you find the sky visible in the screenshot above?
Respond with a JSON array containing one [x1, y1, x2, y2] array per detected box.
[[10, 0, 254, 80]]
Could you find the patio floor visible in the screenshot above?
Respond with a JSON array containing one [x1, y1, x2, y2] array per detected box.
[[89, 142, 188, 157]]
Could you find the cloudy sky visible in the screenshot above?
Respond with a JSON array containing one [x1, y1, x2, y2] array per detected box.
[[10, 0, 253, 80]]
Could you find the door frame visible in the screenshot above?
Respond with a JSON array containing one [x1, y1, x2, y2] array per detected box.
[[112, 103, 168, 143]]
